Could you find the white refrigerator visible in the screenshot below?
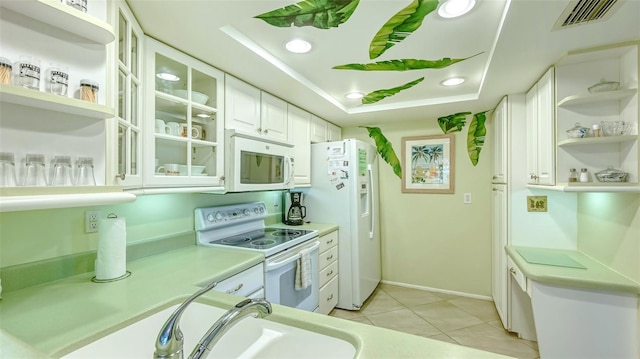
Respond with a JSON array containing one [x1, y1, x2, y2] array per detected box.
[[305, 139, 381, 311]]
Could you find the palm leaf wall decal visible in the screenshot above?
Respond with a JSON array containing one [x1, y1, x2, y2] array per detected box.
[[466, 111, 488, 166], [254, 0, 360, 29], [362, 77, 424, 104], [333, 53, 483, 71], [369, 0, 439, 59], [361, 126, 402, 179], [437, 112, 471, 133]]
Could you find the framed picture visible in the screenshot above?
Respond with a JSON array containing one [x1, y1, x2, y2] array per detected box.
[[401, 134, 455, 193]]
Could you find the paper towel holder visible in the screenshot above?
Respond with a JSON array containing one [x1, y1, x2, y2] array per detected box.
[[91, 212, 131, 283]]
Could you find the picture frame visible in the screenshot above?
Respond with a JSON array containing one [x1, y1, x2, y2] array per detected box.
[[401, 134, 455, 194]]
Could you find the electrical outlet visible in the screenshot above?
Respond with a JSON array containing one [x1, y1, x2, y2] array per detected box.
[[85, 210, 101, 233], [464, 193, 472, 204]]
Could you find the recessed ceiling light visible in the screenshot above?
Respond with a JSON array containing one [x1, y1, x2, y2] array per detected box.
[[285, 39, 312, 54], [438, 0, 476, 18], [156, 72, 180, 82], [441, 77, 465, 86], [345, 92, 364, 99]]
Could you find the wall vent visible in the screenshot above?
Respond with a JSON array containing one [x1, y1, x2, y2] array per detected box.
[[552, 0, 623, 30]]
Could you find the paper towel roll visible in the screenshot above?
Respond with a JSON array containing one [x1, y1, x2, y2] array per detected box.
[[95, 216, 127, 281]]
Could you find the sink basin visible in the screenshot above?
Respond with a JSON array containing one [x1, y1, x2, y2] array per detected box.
[[62, 302, 356, 359]]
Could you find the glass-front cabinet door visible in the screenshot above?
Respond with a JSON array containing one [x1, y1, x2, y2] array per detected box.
[[111, 1, 143, 187], [144, 37, 224, 188]]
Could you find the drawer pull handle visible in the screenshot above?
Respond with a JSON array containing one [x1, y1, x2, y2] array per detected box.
[[327, 294, 334, 301], [326, 239, 334, 244], [509, 268, 516, 275], [326, 270, 333, 277], [326, 254, 333, 261], [225, 283, 244, 294]]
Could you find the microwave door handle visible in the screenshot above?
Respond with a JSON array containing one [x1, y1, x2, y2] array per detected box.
[[285, 155, 294, 185]]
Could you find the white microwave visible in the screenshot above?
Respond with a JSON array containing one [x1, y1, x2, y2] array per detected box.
[[225, 130, 295, 192]]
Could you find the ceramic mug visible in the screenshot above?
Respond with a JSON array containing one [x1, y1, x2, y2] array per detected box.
[[166, 122, 180, 136], [180, 123, 200, 139], [155, 119, 170, 134], [156, 163, 181, 176]]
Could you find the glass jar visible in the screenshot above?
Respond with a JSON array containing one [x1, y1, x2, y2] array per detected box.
[[66, 0, 87, 12], [80, 79, 99, 103], [579, 168, 589, 183], [47, 65, 69, 96], [0, 57, 12, 85], [0, 152, 18, 187], [568, 168, 578, 182], [16, 56, 41, 90]]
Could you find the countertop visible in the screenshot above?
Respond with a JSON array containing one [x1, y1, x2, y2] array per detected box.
[[506, 246, 640, 294], [1, 244, 510, 359]]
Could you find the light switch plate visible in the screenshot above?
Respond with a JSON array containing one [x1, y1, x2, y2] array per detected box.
[[527, 196, 547, 212]]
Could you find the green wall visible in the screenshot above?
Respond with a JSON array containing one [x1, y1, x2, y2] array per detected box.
[[343, 119, 493, 297], [0, 191, 283, 268]]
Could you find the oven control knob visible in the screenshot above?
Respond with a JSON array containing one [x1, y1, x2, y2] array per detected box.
[[215, 212, 223, 220], [243, 209, 250, 216], [206, 213, 215, 222], [259, 207, 265, 213], [253, 207, 259, 214]]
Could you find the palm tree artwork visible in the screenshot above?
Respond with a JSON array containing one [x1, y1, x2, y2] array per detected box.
[[410, 144, 444, 184]]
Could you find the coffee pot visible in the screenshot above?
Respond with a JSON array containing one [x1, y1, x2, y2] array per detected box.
[[284, 191, 306, 226]]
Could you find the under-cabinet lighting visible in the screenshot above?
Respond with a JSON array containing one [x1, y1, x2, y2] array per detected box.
[[196, 113, 211, 118], [345, 92, 364, 99], [441, 77, 465, 86], [438, 0, 476, 18], [156, 72, 180, 82], [285, 39, 312, 54]]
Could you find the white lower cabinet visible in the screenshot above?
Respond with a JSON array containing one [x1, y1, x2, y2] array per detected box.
[[317, 230, 339, 314], [213, 263, 264, 298]]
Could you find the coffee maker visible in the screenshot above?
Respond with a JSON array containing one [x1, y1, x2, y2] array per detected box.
[[283, 191, 306, 226]]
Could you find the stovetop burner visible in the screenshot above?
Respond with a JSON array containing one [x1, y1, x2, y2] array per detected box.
[[269, 229, 303, 237], [250, 239, 277, 248], [220, 237, 252, 245]]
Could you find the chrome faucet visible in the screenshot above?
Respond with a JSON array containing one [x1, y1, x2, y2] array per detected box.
[[154, 280, 218, 359], [188, 298, 272, 359]]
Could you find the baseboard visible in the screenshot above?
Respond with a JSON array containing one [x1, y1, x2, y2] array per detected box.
[[380, 280, 493, 301]]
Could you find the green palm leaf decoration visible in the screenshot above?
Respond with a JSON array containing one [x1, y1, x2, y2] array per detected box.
[[362, 77, 424, 104], [333, 53, 483, 71], [437, 112, 471, 134], [255, 0, 360, 29], [466, 111, 488, 166], [369, 0, 439, 59], [361, 126, 402, 179]]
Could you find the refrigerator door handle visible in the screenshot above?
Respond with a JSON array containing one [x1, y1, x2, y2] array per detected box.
[[368, 164, 375, 239]]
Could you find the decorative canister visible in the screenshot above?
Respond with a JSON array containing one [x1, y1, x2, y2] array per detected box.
[[80, 79, 99, 103]]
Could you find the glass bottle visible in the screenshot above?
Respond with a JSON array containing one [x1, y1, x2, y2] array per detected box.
[[568, 168, 578, 183], [579, 168, 589, 183]]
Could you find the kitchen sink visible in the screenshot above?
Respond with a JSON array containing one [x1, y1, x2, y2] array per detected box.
[[62, 301, 356, 359]]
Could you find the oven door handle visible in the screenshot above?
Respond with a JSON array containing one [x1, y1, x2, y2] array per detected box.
[[265, 241, 319, 271]]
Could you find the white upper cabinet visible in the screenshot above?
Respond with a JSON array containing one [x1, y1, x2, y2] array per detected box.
[[260, 92, 289, 143], [526, 67, 556, 186], [492, 96, 508, 183], [225, 76, 289, 143], [288, 105, 312, 187], [111, 1, 143, 188], [0, 0, 136, 211], [555, 43, 638, 189], [327, 122, 342, 141], [143, 37, 225, 189], [310, 115, 328, 143]]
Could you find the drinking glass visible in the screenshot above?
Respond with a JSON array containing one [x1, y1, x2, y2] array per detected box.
[[51, 156, 74, 186], [22, 154, 48, 186], [16, 56, 41, 90], [0, 152, 18, 187], [75, 157, 96, 186]]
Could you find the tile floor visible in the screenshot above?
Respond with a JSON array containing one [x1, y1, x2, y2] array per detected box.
[[329, 283, 539, 358]]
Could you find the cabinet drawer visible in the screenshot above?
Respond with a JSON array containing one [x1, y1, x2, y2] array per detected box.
[[507, 256, 527, 293], [319, 246, 338, 269], [318, 231, 338, 253], [213, 263, 264, 297], [318, 276, 339, 315], [319, 260, 338, 287]]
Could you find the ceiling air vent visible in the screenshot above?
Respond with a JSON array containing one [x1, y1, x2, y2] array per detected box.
[[552, 0, 623, 30]]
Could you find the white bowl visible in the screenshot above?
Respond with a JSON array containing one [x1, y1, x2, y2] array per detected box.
[[172, 89, 209, 105]]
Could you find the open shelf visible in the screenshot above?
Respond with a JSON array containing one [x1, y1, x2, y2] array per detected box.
[[558, 135, 637, 147], [527, 183, 640, 193], [0, 84, 114, 119], [0, 0, 115, 44], [557, 89, 637, 107]]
